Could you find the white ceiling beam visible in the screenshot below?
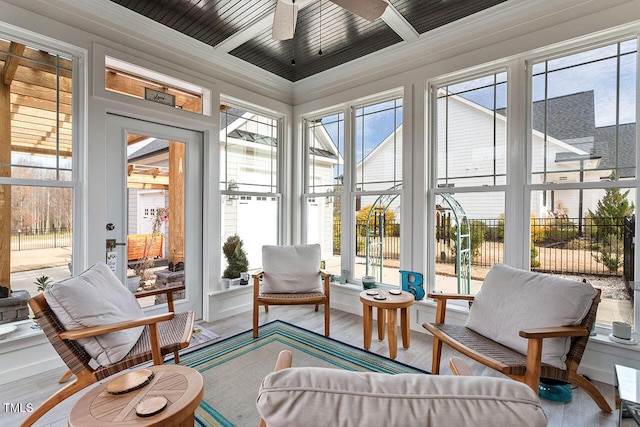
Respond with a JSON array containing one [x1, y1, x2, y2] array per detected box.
[[381, 2, 419, 42]]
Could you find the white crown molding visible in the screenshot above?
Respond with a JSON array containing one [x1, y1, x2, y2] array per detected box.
[[12, 0, 294, 102], [5, 0, 639, 107]]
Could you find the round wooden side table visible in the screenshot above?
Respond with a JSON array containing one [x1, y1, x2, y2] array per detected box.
[[68, 365, 203, 427], [359, 289, 414, 359]]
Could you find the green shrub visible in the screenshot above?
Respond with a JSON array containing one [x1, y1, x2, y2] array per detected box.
[[356, 205, 397, 236], [530, 214, 546, 243], [592, 234, 623, 273], [496, 213, 505, 240], [531, 241, 540, 268], [451, 220, 486, 258], [544, 218, 578, 242]]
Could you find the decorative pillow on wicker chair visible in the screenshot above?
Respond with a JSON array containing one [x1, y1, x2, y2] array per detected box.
[[465, 263, 597, 370], [44, 262, 145, 366], [261, 244, 322, 294]]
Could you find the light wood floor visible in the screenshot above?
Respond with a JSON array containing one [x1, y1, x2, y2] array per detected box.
[[3, 306, 630, 426]]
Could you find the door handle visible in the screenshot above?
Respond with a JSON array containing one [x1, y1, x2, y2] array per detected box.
[[106, 239, 126, 251]]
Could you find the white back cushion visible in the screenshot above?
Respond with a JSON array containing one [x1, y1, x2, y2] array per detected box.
[[465, 263, 597, 369], [44, 262, 145, 366], [261, 244, 322, 293], [257, 367, 548, 427]]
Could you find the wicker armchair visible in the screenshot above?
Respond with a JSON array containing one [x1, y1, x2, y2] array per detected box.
[[423, 285, 611, 413], [22, 283, 194, 427]]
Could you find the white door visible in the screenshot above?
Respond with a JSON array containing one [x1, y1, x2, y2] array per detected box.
[[106, 114, 203, 319]]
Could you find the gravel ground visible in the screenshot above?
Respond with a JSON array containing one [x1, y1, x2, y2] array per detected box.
[[555, 273, 630, 300], [435, 262, 631, 300]]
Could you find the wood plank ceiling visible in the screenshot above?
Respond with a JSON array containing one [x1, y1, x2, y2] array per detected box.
[[108, 0, 509, 82]]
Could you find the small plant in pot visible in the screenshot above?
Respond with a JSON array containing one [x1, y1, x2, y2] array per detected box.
[[35, 275, 53, 292], [222, 234, 249, 286]]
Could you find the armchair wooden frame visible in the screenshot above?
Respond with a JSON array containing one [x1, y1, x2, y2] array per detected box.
[[22, 285, 195, 427], [252, 270, 330, 338], [423, 289, 612, 413]]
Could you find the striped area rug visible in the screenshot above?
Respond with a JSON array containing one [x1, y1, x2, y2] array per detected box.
[[172, 320, 428, 427]]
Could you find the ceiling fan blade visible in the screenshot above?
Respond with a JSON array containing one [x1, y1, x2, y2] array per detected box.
[[330, 0, 388, 22], [272, 0, 298, 40]]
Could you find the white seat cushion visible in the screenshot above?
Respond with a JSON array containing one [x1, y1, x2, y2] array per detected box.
[[465, 263, 597, 369], [261, 244, 322, 294], [257, 367, 548, 427], [44, 262, 145, 366]]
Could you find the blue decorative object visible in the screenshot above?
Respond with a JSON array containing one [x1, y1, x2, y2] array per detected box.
[[399, 270, 425, 300], [538, 381, 573, 403]]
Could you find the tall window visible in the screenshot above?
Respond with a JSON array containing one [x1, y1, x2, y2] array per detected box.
[[354, 98, 402, 286], [0, 38, 75, 303], [433, 72, 507, 294], [219, 102, 280, 272], [529, 39, 637, 327], [305, 112, 344, 278]]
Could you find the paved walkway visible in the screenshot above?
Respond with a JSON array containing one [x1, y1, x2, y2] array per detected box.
[[8, 248, 72, 300]]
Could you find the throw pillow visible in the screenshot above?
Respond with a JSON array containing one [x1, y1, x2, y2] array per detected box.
[[465, 263, 597, 369], [44, 262, 145, 366], [261, 244, 322, 293]]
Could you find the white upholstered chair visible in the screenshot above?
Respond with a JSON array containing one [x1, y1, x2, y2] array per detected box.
[[252, 244, 330, 338]]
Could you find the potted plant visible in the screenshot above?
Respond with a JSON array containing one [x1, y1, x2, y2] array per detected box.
[[35, 275, 53, 292], [222, 234, 249, 286]]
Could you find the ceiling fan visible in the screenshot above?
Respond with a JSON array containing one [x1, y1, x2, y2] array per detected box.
[[272, 0, 389, 40]]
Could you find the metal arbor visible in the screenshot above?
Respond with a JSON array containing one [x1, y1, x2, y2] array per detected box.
[[364, 184, 401, 282], [439, 193, 471, 294]]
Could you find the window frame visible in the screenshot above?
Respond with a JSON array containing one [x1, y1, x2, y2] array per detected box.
[[0, 27, 87, 276], [428, 67, 510, 295], [219, 97, 285, 261], [302, 90, 405, 286], [426, 33, 639, 331]]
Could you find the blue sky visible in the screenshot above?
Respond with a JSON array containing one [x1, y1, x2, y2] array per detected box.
[[321, 99, 403, 166], [318, 38, 637, 177], [450, 40, 637, 127]]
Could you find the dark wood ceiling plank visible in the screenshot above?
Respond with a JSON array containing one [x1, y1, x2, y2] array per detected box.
[[108, 0, 511, 81]]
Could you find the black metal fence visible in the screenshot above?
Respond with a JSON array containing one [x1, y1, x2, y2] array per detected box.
[[333, 219, 401, 259], [334, 215, 632, 277], [435, 215, 629, 276], [11, 228, 72, 251]]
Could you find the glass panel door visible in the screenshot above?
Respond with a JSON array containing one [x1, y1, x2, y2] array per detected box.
[[106, 114, 203, 318]]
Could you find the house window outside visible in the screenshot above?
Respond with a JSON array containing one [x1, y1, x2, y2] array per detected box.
[[0, 38, 75, 305], [432, 72, 507, 293], [529, 39, 637, 327], [220, 102, 280, 271], [304, 113, 344, 278], [354, 98, 402, 286]]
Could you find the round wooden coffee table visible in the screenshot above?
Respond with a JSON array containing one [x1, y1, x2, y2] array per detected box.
[[359, 289, 414, 359], [68, 365, 203, 427]]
